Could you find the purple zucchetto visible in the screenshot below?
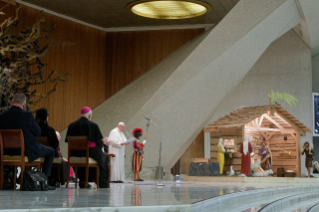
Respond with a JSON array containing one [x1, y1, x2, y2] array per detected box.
[[81, 106, 91, 115]]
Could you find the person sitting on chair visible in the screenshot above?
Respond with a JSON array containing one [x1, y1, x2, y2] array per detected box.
[[65, 106, 109, 188], [36, 108, 67, 187], [56, 131, 76, 183], [0, 93, 56, 190]]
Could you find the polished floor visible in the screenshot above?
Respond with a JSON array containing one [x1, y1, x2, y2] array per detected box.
[[0, 181, 268, 210], [0, 181, 315, 212]]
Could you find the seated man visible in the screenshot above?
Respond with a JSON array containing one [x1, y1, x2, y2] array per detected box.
[[65, 106, 109, 188], [0, 93, 55, 190]]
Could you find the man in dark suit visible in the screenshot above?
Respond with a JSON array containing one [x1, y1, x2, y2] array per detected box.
[[65, 106, 109, 188], [0, 93, 56, 190]]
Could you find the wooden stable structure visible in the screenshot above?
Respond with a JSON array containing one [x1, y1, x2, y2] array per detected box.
[[204, 105, 311, 177]]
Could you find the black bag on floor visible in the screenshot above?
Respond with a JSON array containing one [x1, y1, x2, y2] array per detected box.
[[22, 170, 49, 191], [2, 168, 14, 190]]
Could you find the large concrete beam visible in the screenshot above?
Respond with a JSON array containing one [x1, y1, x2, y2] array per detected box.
[[124, 0, 302, 169]]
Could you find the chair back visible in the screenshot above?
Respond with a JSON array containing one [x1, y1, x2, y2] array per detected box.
[[35, 136, 50, 147], [0, 129, 25, 159], [67, 136, 89, 162]]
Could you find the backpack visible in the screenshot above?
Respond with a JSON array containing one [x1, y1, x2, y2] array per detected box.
[[2, 168, 14, 190], [22, 170, 49, 191]]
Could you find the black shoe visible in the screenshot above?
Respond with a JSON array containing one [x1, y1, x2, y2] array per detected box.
[[79, 183, 92, 188], [48, 185, 56, 190], [49, 180, 56, 187], [118, 181, 124, 183], [137, 179, 144, 181]]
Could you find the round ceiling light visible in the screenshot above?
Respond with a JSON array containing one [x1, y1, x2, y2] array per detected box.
[[127, 0, 212, 19]]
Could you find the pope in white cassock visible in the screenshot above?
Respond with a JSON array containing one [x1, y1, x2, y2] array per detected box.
[[108, 122, 127, 183]]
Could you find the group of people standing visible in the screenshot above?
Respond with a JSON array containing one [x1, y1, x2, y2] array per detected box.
[[0, 93, 146, 190]]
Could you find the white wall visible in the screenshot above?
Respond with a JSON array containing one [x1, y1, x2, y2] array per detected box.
[[207, 30, 312, 175], [299, 0, 319, 56], [312, 54, 319, 92]]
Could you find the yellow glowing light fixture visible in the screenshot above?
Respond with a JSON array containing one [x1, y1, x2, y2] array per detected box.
[[127, 0, 212, 19]]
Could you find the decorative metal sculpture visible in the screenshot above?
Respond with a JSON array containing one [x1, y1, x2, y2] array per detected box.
[[0, 3, 71, 114]]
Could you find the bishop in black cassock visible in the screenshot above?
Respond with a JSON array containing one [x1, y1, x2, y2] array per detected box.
[[65, 107, 109, 188]]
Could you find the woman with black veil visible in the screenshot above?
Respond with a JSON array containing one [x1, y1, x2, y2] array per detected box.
[[36, 108, 67, 186]]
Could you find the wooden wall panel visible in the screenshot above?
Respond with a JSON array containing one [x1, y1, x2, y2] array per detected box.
[[1, 3, 108, 131], [0, 3, 204, 131], [180, 131, 205, 174], [268, 134, 298, 175], [105, 29, 205, 95]]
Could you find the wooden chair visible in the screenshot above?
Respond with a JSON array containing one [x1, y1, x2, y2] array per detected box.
[[104, 153, 115, 183], [66, 136, 99, 189], [35, 136, 62, 187], [0, 129, 41, 190]]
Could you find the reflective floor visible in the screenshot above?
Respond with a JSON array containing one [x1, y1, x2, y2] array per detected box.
[[0, 181, 314, 211], [0, 181, 278, 210], [243, 204, 314, 212]]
